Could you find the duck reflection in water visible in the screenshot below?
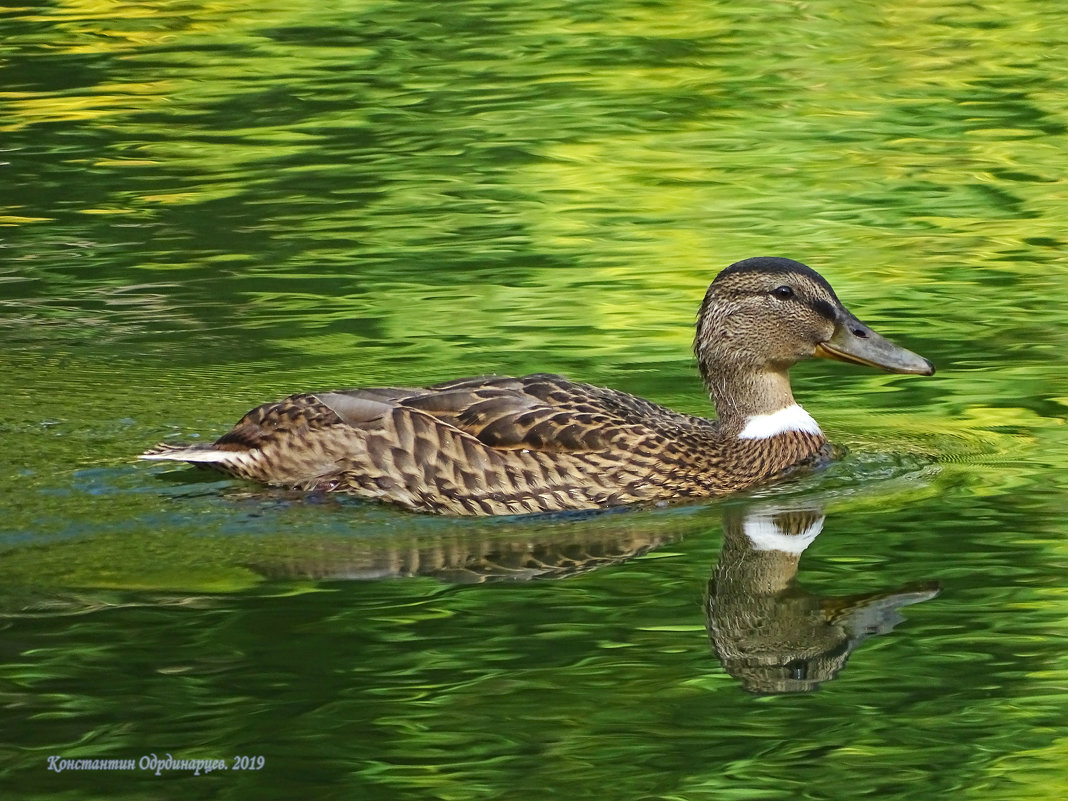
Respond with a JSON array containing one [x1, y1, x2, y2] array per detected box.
[[245, 493, 938, 695], [248, 506, 681, 583], [707, 502, 940, 694]]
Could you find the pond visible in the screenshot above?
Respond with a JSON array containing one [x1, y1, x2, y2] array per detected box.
[[2, 1, 1067, 799]]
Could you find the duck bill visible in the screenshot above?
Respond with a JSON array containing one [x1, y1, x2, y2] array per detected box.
[[815, 315, 935, 376]]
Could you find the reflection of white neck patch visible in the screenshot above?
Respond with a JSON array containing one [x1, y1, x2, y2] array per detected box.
[[737, 404, 822, 440], [743, 514, 826, 554]]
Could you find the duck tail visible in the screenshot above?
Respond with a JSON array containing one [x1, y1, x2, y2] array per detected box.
[[139, 442, 239, 465]]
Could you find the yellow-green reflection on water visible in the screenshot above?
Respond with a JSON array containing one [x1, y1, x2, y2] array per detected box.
[[2, 0, 1068, 798]]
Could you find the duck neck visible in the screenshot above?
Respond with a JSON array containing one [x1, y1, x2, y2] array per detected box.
[[707, 368, 818, 439]]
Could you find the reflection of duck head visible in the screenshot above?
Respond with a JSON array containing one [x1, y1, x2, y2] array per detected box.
[[707, 502, 939, 694]]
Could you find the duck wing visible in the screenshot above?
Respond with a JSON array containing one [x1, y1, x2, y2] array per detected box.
[[320, 373, 714, 454]]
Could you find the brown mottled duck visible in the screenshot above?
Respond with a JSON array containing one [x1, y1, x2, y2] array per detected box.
[[140, 257, 934, 515]]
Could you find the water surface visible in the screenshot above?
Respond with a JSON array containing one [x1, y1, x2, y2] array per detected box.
[[2, 1, 1068, 799]]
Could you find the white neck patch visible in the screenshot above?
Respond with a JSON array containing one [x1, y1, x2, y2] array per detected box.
[[743, 513, 826, 554], [737, 403, 822, 440]]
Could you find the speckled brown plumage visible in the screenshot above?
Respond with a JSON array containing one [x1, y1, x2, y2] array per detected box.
[[141, 257, 933, 515]]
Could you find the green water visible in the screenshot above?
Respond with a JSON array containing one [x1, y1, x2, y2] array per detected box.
[[3, 0, 1068, 798]]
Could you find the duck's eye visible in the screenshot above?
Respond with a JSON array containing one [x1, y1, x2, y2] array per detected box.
[[771, 285, 795, 300]]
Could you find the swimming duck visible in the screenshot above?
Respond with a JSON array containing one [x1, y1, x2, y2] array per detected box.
[[140, 257, 933, 515]]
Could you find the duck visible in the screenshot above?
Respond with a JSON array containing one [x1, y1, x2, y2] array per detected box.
[[140, 257, 934, 516]]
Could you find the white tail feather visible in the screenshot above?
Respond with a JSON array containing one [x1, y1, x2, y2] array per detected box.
[[139, 447, 235, 464]]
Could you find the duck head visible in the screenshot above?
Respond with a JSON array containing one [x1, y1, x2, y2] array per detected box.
[[695, 257, 933, 426]]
